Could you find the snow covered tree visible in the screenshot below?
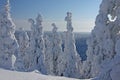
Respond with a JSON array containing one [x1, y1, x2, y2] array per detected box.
[[82, 0, 113, 78], [14, 28, 30, 71], [51, 23, 63, 75], [44, 23, 63, 75], [82, 0, 120, 79], [28, 14, 46, 73], [0, 0, 18, 69], [61, 12, 82, 78], [97, 1, 120, 80], [44, 35, 54, 75]]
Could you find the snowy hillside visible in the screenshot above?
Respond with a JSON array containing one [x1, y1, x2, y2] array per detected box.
[[0, 68, 89, 80]]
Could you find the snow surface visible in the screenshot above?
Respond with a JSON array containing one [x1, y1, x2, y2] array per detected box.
[[0, 68, 90, 80]]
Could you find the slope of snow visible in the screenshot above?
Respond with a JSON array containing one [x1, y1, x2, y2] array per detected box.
[[0, 68, 90, 80]]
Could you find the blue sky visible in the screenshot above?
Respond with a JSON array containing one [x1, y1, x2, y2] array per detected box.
[[9, 0, 102, 32]]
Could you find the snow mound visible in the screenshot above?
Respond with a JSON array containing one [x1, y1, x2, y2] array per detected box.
[[0, 68, 90, 80]]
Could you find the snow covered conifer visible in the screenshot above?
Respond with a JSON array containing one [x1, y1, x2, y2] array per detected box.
[[44, 35, 54, 75], [0, 0, 18, 69], [28, 14, 46, 73], [51, 23, 63, 75], [83, 0, 120, 79], [14, 28, 30, 71], [62, 12, 82, 78], [44, 23, 63, 75]]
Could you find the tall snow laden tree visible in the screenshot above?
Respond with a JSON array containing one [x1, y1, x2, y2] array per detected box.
[[28, 14, 46, 73], [44, 34, 54, 75], [44, 23, 63, 75], [82, 0, 120, 80], [61, 12, 82, 78], [51, 23, 63, 75], [14, 28, 30, 71], [0, 0, 18, 69]]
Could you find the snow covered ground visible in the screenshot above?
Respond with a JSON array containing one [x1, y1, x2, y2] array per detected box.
[[0, 68, 90, 80]]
